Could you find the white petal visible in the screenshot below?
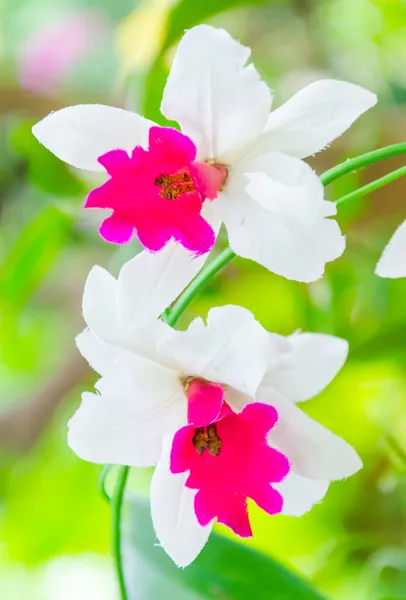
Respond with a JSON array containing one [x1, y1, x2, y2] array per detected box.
[[120, 320, 175, 363], [158, 305, 271, 397], [76, 328, 125, 375], [151, 438, 212, 567], [274, 470, 330, 516], [68, 358, 185, 467], [216, 154, 345, 282], [244, 151, 328, 213], [117, 213, 219, 331], [264, 333, 348, 403], [82, 265, 122, 345], [224, 387, 255, 414], [161, 25, 271, 164], [258, 387, 362, 480], [82, 263, 176, 360], [32, 104, 155, 171], [376, 220, 406, 279], [255, 79, 377, 159]]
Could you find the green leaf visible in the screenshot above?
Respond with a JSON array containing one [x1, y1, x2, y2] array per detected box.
[[125, 496, 327, 600], [0, 206, 72, 366], [0, 206, 72, 310]]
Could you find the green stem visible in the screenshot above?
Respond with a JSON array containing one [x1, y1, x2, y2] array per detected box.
[[98, 464, 112, 504], [336, 165, 406, 205], [164, 246, 236, 327], [321, 142, 406, 186], [112, 466, 130, 600]]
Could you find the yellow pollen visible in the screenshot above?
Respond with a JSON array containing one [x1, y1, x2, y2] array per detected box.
[[192, 423, 222, 457], [154, 172, 196, 200]]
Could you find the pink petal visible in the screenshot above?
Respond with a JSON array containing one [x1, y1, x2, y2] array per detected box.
[[252, 483, 283, 516], [240, 402, 279, 437], [174, 212, 216, 256], [136, 219, 173, 252], [216, 497, 253, 537], [98, 149, 130, 175], [194, 489, 252, 537], [187, 379, 224, 426], [85, 181, 114, 209], [99, 213, 135, 243], [170, 426, 194, 474], [190, 162, 228, 200], [148, 127, 197, 169]]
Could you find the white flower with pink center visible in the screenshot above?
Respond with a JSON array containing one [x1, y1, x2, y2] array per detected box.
[[33, 25, 376, 282], [69, 250, 362, 567], [376, 219, 406, 278]]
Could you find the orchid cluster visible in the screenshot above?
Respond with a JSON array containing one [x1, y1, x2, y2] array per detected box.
[[32, 24, 405, 574]]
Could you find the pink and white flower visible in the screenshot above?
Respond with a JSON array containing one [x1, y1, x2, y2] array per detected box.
[[376, 219, 406, 278], [69, 251, 361, 567], [33, 25, 376, 282]]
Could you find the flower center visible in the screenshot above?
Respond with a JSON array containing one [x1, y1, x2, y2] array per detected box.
[[154, 170, 196, 200], [86, 126, 227, 255], [192, 424, 222, 456], [170, 402, 290, 538]]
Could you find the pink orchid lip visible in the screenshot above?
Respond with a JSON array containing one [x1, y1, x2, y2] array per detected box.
[[190, 162, 228, 200], [84, 126, 228, 255], [172, 378, 290, 538], [185, 378, 225, 426]]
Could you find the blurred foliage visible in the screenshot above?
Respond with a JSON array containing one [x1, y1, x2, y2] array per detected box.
[[125, 497, 327, 599], [11, 120, 85, 197], [0, 0, 406, 599]]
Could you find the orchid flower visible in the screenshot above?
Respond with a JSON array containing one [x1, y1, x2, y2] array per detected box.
[[376, 219, 406, 278], [33, 25, 376, 282], [69, 253, 361, 567]]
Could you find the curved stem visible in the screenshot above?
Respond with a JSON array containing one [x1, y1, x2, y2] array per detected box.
[[164, 246, 236, 327], [112, 466, 130, 600], [335, 165, 406, 205], [98, 464, 112, 504], [321, 142, 406, 186]]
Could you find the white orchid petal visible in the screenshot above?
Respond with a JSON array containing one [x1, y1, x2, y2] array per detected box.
[[264, 333, 348, 403], [259, 388, 362, 480], [258, 79, 377, 159], [68, 357, 185, 466], [376, 220, 406, 279], [117, 210, 219, 330], [158, 305, 270, 397], [244, 151, 326, 202], [32, 104, 155, 171], [82, 265, 122, 345], [217, 154, 345, 282], [151, 438, 212, 567], [274, 470, 330, 516], [162, 25, 271, 163], [75, 329, 125, 376]]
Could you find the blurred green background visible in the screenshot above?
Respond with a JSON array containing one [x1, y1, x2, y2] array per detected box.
[[1, 0, 406, 598]]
